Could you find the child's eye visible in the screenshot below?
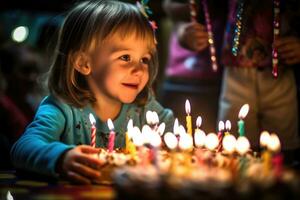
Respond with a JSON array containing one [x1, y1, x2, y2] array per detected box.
[[141, 57, 150, 65], [119, 55, 131, 62]]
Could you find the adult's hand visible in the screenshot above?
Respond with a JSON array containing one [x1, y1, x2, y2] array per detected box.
[[177, 22, 209, 52], [275, 36, 300, 65]]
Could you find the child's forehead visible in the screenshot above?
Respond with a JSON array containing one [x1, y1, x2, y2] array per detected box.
[[99, 32, 155, 52]]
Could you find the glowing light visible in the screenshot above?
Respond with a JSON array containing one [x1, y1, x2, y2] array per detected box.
[[205, 133, 218, 151], [164, 132, 178, 150], [12, 26, 28, 43], [196, 116, 202, 128], [107, 119, 114, 130], [260, 131, 270, 148], [268, 133, 281, 152], [236, 136, 250, 155], [222, 135, 236, 153], [194, 129, 206, 148], [238, 104, 250, 119], [185, 99, 191, 115]]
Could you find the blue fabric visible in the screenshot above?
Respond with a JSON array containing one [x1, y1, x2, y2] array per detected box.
[[11, 95, 174, 177]]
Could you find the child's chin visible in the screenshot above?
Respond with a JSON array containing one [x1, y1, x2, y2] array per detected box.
[[120, 97, 136, 104]]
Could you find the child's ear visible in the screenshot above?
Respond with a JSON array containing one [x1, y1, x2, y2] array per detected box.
[[73, 52, 91, 75]]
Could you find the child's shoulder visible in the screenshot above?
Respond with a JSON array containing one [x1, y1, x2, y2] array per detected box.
[[37, 95, 86, 116]]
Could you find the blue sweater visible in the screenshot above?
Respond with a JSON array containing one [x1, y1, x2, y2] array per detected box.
[[11, 95, 174, 177]]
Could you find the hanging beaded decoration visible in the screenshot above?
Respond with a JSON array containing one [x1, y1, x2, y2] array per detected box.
[[189, 0, 197, 22], [231, 0, 244, 56], [189, 0, 218, 71], [272, 0, 280, 78], [202, 0, 218, 71]]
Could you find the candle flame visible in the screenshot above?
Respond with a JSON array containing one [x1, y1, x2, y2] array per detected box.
[[268, 133, 281, 152], [179, 133, 193, 150], [194, 129, 206, 147], [152, 111, 159, 124], [222, 135, 236, 153], [132, 132, 144, 147], [107, 118, 114, 131], [225, 120, 231, 131], [196, 116, 202, 128], [142, 125, 152, 144], [178, 125, 187, 137], [236, 136, 250, 155], [185, 99, 191, 115], [164, 132, 178, 150], [150, 131, 161, 147], [218, 121, 225, 131], [260, 131, 270, 147], [205, 133, 219, 151], [89, 113, 96, 125], [238, 104, 250, 119], [146, 110, 154, 125], [157, 122, 165, 136]]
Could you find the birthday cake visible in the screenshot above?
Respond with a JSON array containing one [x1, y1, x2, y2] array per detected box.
[[94, 104, 300, 199]]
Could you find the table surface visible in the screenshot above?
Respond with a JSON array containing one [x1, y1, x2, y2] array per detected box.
[[0, 170, 115, 200]]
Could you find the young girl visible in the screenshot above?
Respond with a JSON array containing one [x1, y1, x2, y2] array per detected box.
[[11, 0, 174, 184]]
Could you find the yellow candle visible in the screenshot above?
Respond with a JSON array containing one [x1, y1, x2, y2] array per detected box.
[[185, 99, 192, 136]]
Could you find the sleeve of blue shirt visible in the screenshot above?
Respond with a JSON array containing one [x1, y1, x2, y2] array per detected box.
[[10, 96, 74, 177]]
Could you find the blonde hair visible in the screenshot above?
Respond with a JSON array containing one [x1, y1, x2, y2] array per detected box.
[[48, 0, 158, 107]]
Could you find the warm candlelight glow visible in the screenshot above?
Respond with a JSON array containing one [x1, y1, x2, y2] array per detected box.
[[146, 111, 154, 125], [204, 133, 219, 151], [179, 134, 193, 150], [89, 113, 96, 125], [235, 136, 250, 155], [238, 104, 250, 119], [150, 131, 161, 148], [142, 125, 152, 144], [268, 133, 281, 152], [164, 132, 178, 150], [107, 118, 114, 130], [194, 129, 206, 148], [185, 99, 191, 115], [178, 125, 187, 137], [196, 116, 202, 128], [260, 131, 270, 148], [152, 111, 159, 125], [132, 132, 144, 147], [218, 121, 225, 131], [173, 118, 179, 136], [157, 122, 166, 136], [225, 120, 231, 131], [127, 119, 134, 138], [222, 134, 236, 154]]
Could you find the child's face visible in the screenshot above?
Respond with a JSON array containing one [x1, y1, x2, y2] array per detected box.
[[88, 33, 152, 104]]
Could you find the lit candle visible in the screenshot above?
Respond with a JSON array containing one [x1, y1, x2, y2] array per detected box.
[[173, 118, 180, 140], [107, 119, 115, 152], [204, 133, 219, 151], [217, 121, 225, 152], [260, 131, 271, 176], [157, 122, 166, 137], [260, 131, 270, 150], [179, 133, 193, 151], [164, 132, 178, 172], [268, 133, 283, 178], [225, 120, 231, 136], [125, 119, 133, 153], [149, 130, 162, 166], [164, 132, 178, 150], [235, 136, 250, 177], [238, 104, 249, 136], [194, 128, 206, 148], [235, 136, 250, 156], [132, 129, 146, 165], [222, 134, 236, 154], [89, 113, 96, 148], [185, 99, 193, 136]]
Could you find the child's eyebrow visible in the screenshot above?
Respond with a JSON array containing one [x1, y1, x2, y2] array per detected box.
[[109, 45, 130, 53]]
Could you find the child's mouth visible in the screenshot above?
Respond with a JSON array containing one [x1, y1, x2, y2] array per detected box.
[[122, 83, 139, 89]]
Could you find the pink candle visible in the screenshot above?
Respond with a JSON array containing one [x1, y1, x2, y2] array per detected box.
[[89, 113, 96, 148], [107, 119, 115, 152]]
